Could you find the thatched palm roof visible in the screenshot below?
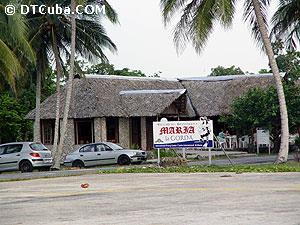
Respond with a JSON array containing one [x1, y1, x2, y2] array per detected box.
[[179, 74, 275, 116], [26, 75, 196, 119], [26, 74, 276, 119]]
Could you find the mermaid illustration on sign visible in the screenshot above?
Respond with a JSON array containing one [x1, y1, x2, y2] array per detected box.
[[197, 117, 213, 148]]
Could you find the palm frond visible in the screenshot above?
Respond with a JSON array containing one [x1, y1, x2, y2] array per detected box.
[[271, 0, 300, 50], [161, 0, 189, 25], [161, 0, 236, 54], [243, 0, 270, 52]]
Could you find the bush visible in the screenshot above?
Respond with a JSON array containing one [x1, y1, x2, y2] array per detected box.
[[130, 144, 140, 149], [154, 149, 178, 158], [160, 157, 187, 167]]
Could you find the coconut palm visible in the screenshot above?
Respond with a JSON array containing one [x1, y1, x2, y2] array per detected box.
[[0, 1, 35, 91], [161, 0, 289, 163], [271, 0, 300, 50], [27, 0, 118, 152], [53, 0, 77, 170]]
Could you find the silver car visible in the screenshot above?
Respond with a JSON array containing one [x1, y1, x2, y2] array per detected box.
[[64, 142, 147, 168], [0, 142, 53, 173]]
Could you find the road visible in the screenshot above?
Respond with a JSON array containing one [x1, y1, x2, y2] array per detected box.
[[0, 154, 295, 181], [1, 173, 300, 225]]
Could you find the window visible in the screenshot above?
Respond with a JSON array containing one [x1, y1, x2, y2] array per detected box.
[[4, 144, 23, 154], [41, 120, 55, 145], [0, 146, 6, 155], [75, 119, 94, 145], [106, 117, 119, 143], [130, 117, 141, 148], [95, 144, 112, 152], [105, 142, 123, 150], [79, 145, 94, 152], [95, 144, 106, 152], [30, 143, 47, 151]]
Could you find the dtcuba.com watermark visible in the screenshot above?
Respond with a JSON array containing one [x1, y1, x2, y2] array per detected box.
[[5, 4, 105, 16]]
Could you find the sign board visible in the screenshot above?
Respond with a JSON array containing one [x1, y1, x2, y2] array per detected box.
[[153, 118, 213, 148], [257, 129, 270, 145]]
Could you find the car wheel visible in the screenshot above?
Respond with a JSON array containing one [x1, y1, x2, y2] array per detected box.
[[19, 161, 33, 173], [72, 160, 84, 168], [118, 155, 131, 165]]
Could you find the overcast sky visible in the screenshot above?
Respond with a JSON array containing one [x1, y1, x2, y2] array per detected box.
[[103, 0, 280, 78]]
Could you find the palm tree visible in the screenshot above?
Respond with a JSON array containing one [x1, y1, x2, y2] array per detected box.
[[0, 1, 35, 91], [271, 0, 300, 50], [53, 0, 77, 170], [27, 0, 118, 163], [161, 0, 289, 163]]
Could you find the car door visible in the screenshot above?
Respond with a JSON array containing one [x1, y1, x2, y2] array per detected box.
[[78, 145, 98, 167], [0, 144, 23, 171], [94, 144, 116, 165]]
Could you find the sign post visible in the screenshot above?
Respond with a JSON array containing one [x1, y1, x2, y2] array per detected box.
[[157, 148, 161, 166], [208, 148, 212, 165]]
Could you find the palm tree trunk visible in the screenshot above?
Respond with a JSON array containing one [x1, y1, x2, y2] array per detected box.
[[52, 0, 77, 169], [51, 30, 62, 161], [251, 0, 289, 163], [34, 67, 41, 142]]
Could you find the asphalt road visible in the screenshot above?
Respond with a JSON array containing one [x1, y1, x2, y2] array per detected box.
[[0, 154, 295, 181], [1, 173, 300, 225]]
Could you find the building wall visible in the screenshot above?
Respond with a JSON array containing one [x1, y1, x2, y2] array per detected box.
[[94, 117, 107, 142], [119, 118, 130, 148]]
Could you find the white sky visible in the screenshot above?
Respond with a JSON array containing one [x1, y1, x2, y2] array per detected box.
[[102, 0, 280, 78]]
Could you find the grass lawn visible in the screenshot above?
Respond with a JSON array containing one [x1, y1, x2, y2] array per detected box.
[[98, 162, 300, 174]]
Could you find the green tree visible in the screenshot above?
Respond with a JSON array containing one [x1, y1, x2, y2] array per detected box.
[[221, 84, 300, 152], [0, 93, 24, 143], [0, 91, 35, 143], [161, 0, 290, 163], [86, 63, 146, 77], [87, 63, 115, 75], [0, 65, 56, 144], [210, 66, 244, 76], [258, 69, 271, 74], [276, 51, 300, 83], [114, 68, 146, 77]]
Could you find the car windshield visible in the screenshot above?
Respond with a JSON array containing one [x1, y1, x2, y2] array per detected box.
[[105, 143, 124, 150], [30, 143, 48, 151]]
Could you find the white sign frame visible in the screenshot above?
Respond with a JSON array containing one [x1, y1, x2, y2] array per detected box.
[[153, 119, 214, 149]]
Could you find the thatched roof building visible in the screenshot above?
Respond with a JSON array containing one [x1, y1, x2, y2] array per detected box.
[[26, 74, 276, 152]]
